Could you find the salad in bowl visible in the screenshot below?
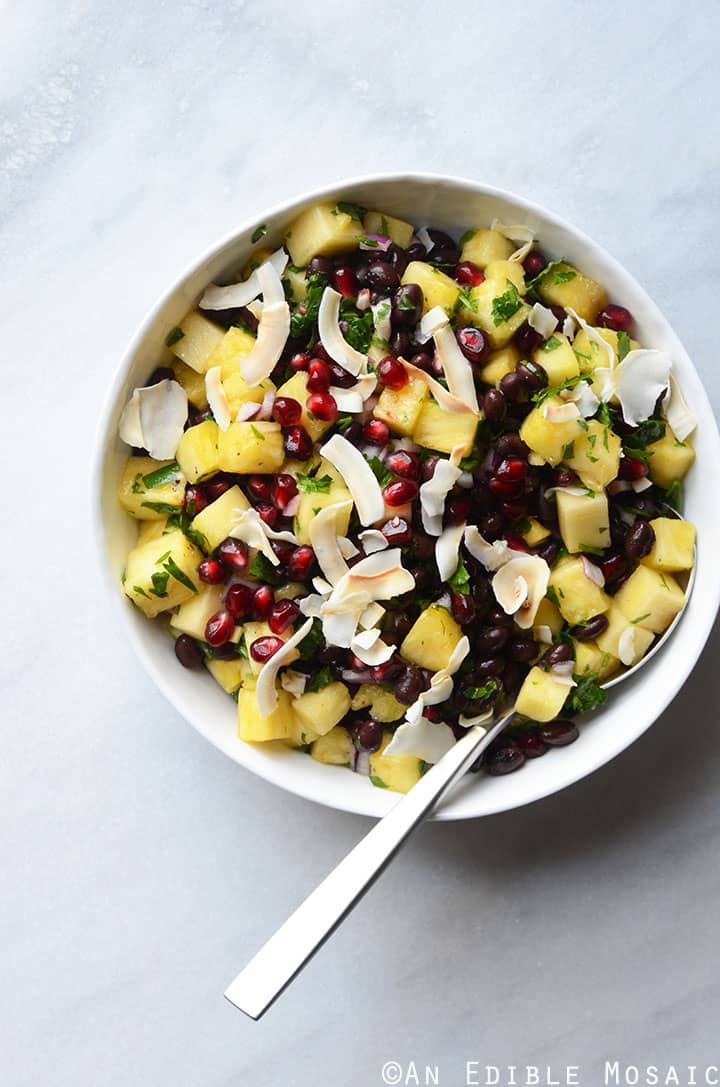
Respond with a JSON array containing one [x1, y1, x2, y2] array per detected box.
[[115, 199, 697, 794]]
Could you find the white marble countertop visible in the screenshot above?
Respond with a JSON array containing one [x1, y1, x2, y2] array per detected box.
[[4, 2, 720, 1084]]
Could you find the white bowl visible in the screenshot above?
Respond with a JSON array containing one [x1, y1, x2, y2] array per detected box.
[[93, 172, 720, 821]]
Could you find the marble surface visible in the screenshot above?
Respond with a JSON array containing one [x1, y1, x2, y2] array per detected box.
[[3, 2, 720, 1084]]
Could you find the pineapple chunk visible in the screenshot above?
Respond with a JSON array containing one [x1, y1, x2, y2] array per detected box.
[[190, 484, 250, 552], [170, 584, 224, 640], [613, 566, 685, 633], [572, 328, 640, 376], [176, 420, 220, 483], [118, 457, 185, 521], [169, 311, 225, 373], [644, 517, 696, 572], [556, 488, 610, 553], [460, 228, 514, 268], [206, 655, 251, 694], [170, 358, 207, 408], [515, 666, 569, 723], [646, 428, 695, 490], [351, 684, 406, 723], [566, 420, 622, 490], [292, 682, 351, 738], [283, 265, 308, 303], [457, 272, 530, 349], [293, 467, 352, 545], [217, 421, 284, 474], [242, 620, 287, 675], [412, 399, 478, 456], [536, 262, 608, 323], [574, 640, 619, 680], [595, 605, 655, 663], [123, 529, 201, 617], [310, 726, 354, 766], [374, 374, 429, 436], [238, 686, 295, 742], [519, 401, 586, 466], [479, 345, 520, 387], [369, 732, 425, 794], [284, 715, 320, 748], [276, 371, 335, 442], [363, 210, 414, 249], [485, 259, 526, 292], [284, 202, 360, 267], [401, 261, 460, 315], [207, 325, 257, 378], [401, 605, 463, 672], [548, 556, 611, 625], [522, 517, 551, 547], [531, 334, 580, 386], [533, 597, 564, 637], [137, 518, 172, 545]]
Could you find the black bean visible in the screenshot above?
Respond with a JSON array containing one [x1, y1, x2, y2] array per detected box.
[[327, 360, 357, 388], [389, 329, 409, 357], [147, 366, 175, 385], [485, 744, 525, 776], [367, 261, 400, 292], [624, 519, 656, 560], [475, 626, 510, 653], [542, 642, 573, 667], [427, 228, 457, 251], [480, 513, 504, 540], [513, 323, 543, 356], [516, 732, 548, 758], [572, 614, 609, 642], [386, 243, 409, 277], [405, 242, 426, 262], [494, 433, 530, 460], [307, 256, 333, 278], [475, 656, 506, 677], [394, 665, 423, 705], [392, 283, 423, 328], [383, 612, 412, 644], [539, 720, 579, 747], [408, 351, 433, 372], [516, 360, 548, 391], [174, 635, 203, 669], [355, 720, 383, 753], [499, 371, 525, 403], [412, 533, 435, 561], [507, 636, 538, 662], [420, 454, 441, 482], [483, 388, 507, 426], [487, 606, 515, 629], [502, 662, 524, 695]]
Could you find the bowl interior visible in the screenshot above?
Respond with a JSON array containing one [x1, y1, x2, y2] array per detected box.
[[95, 173, 720, 820]]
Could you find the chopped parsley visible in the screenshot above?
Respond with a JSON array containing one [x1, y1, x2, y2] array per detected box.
[[335, 201, 366, 220], [141, 461, 181, 489], [306, 665, 334, 693], [251, 224, 268, 243], [553, 268, 577, 284], [289, 272, 326, 341], [370, 774, 389, 789], [297, 618, 324, 660], [532, 373, 584, 406], [631, 613, 651, 624], [339, 299, 374, 352], [150, 570, 169, 598], [561, 440, 576, 461], [165, 326, 184, 348], [526, 259, 571, 292], [565, 673, 607, 715], [546, 585, 562, 608], [133, 585, 151, 600], [540, 335, 562, 352], [459, 229, 475, 245], [162, 555, 198, 594], [140, 500, 182, 515], [247, 553, 282, 584], [356, 233, 379, 248], [663, 480, 682, 510], [464, 680, 498, 701], [367, 456, 393, 487], [250, 424, 265, 442], [625, 419, 665, 450], [491, 280, 522, 326], [297, 473, 333, 494], [447, 553, 470, 593], [616, 330, 631, 362]]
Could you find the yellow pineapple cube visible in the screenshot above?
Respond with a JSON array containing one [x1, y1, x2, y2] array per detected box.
[[293, 466, 352, 545], [613, 566, 685, 633], [276, 371, 335, 442], [190, 484, 250, 552], [519, 401, 586, 466], [595, 605, 655, 663], [401, 605, 463, 672], [479, 345, 520, 387], [548, 556, 611, 625], [283, 265, 308, 303], [169, 311, 225, 373], [284, 202, 360, 267], [532, 334, 580, 385], [217, 421, 284, 474], [573, 640, 619, 680], [176, 420, 220, 483], [460, 228, 514, 268], [170, 584, 225, 640], [206, 325, 257, 378], [242, 620, 289, 675], [136, 518, 172, 545], [374, 374, 429, 436], [123, 529, 201, 617], [412, 400, 478, 456], [351, 685, 407, 723], [292, 682, 351, 739], [206, 655, 251, 694], [556, 488, 610, 553], [533, 597, 564, 637], [458, 273, 530, 349], [170, 358, 207, 408], [369, 733, 425, 794], [521, 517, 551, 547], [310, 726, 354, 766], [363, 210, 414, 249], [646, 428, 695, 489], [515, 666, 570, 722], [238, 686, 295, 742], [566, 420, 622, 490], [644, 517, 696, 572], [401, 261, 460, 315], [118, 457, 185, 521], [536, 262, 608, 323]]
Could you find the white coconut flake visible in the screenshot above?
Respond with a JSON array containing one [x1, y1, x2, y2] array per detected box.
[[435, 522, 465, 582], [319, 550, 414, 647], [350, 628, 394, 667], [416, 304, 451, 345], [371, 298, 392, 342], [280, 669, 307, 697], [118, 379, 188, 460], [458, 709, 494, 729], [240, 301, 290, 386], [544, 400, 581, 423], [229, 507, 298, 564], [528, 302, 558, 339], [618, 626, 640, 667], [309, 501, 353, 585], [543, 485, 591, 500], [581, 555, 605, 587], [491, 218, 535, 263], [566, 308, 615, 372], [237, 400, 261, 421], [402, 359, 479, 415], [358, 529, 389, 555], [330, 372, 377, 414], [205, 366, 232, 431], [257, 388, 276, 420], [318, 287, 367, 376], [550, 661, 577, 687], [359, 602, 385, 629], [662, 372, 696, 441], [245, 299, 263, 321], [199, 249, 288, 311], [337, 536, 360, 559], [320, 433, 385, 526], [568, 379, 600, 418], [562, 314, 577, 341], [632, 478, 653, 493], [416, 226, 433, 250], [464, 526, 514, 572], [255, 617, 314, 718], [312, 576, 334, 596], [534, 624, 553, 645], [356, 288, 371, 311], [433, 323, 480, 412], [607, 349, 672, 427], [492, 555, 550, 629], [419, 448, 464, 535], [384, 717, 456, 762]]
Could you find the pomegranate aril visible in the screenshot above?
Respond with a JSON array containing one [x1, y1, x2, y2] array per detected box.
[[456, 326, 490, 365], [204, 478, 232, 501], [489, 477, 523, 499], [451, 592, 475, 625], [383, 479, 419, 507], [501, 499, 528, 522], [381, 516, 413, 545], [287, 546, 315, 581], [174, 634, 203, 669], [250, 636, 285, 663], [198, 557, 225, 584], [306, 360, 331, 393], [377, 356, 409, 391], [247, 475, 272, 502], [225, 583, 254, 620], [272, 396, 302, 426], [271, 541, 295, 567], [183, 485, 207, 517], [370, 658, 404, 684], [332, 265, 357, 297], [268, 599, 300, 635], [363, 419, 390, 445], [618, 456, 648, 481], [495, 458, 528, 482], [455, 260, 485, 286], [385, 450, 419, 479], [522, 249, 549, 279], [327, 360, 356, 388], [252, 585, 275, 619], [217, 537, 249, 573], [272, 473, 298, 510], [205, 609, 234, 647], [256, 502, 279, 528], [598, 304, 633, 332], [306, 392, 338, 423], [504, 532, 530, 553], [284, 425, 313, 460], [446, 497, 473, 524], [289, 352, 310, 372]]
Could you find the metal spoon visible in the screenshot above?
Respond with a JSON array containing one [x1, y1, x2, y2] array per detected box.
[[225, 536, 694, 1020]]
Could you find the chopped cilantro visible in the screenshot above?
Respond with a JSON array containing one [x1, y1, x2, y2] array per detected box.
[[367, 455, 393, 487], [456, 286, 477, 315], [142, 461, 181, 489], [235, 634, 249, 659], [561, 440, 576, 461], [540, 335, 562, 352], [369, 774, 389, 789], [532, 373, 583, 406], [335, 413, 354, 433], [631, 613, 651, 624], [251, 224, 268, 243], [356, 233, 379, 248], [663, 480, 682, 510], [150, 570, 169, 597], [140, 501, 182, 514], [580, 544, 605, 556], [306, 665, 334, 693], [459, 229, 475, 245], [626, 419, 665, 450], [297, 473, 333, 494], [289, 273, 326, 341], [553, 268, 577, 284], [464, 680, 498, 701], [339, 300, 374, 352], [165, 326, 185, 348], [336, 201, 366, 220], [162, 556, 197, 594], [247, 553, 281, 584], [297, 618, 324, 660], [616, 330, 631, 362], [447, 553, 470, 593], [185, 524, 210, 552], [491, 280, 522, 326], [596, 402, 613, 427], [565, 673, 607, 715], [546, 585, 561, 608], [250, 424, 265, 442], [526, 259, 570, 292], [133, 585, 151, 600]]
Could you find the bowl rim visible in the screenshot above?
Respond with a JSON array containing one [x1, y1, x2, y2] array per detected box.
[[92, 170, 720, 821]]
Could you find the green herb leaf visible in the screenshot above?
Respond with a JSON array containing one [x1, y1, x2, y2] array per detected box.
[[306, 665, 334, 692], [532, 374, 584, 407], [459, 229, 475, 245], [250, 424, 265, 442], [356, 233, 379, 248], [546, 586, 561, 608], [526, 259, 570, 292], [464, 680, 498, 701], [553, 269, 577, 284], [142, 461, 181, 489], [140, 501, 182, 514], [185, 524, 210, 552], [297, 472, 333, 494], [369, 774, 389, 789], [251, 224, 268, 243], [596, 402, 613, 427], [565, 673, 607, 715], [162, 556, 198, 594], [540, 335, 562, 352], [132, 585, 151, 600], [289, 273, 327, 341], [631, 613, 651, 625], [150, 570, 169, 597], [491, 280, 522, 326], [165, 326, 185, 348], [663, 480, 682, 510], [336, 201, 366, 220], [447, 553, 470, 593], [297, 618, 324, 660], [561, 440, 575, 461], [367, 456, 393, 487], [247, 553, 282, 585], [625, 419, 665, 451], [339, 301, 374, 352], [617, 330, 631, 362]]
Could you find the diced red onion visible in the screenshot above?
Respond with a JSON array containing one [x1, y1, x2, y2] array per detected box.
[[237, 401, 261, 421], [257, 388, 276, 420], [359, 234, 391, 252], [582, 555, 605, 587], [283, 493, 301, 518], [341, 668, 374, 685], [356, 288, 371, 311]]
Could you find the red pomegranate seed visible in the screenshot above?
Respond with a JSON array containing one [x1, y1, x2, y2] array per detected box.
[[290, 352, 310, 371], [446, 497, 473, 524], [225, 583, 254, 620], [247, 475, 272, 503], [252, 585, 275, 619], [272, 541, 295, 567], [272, 473, 298, 510], [198, 557, 225, 584], [217, 537, 249, 573], [204, 478, 232, 501], [250, 636, 285, 663], [455, 260, 485, 287], [495, 458, 528, 482], [256, 502, 279, 528], [599, 304, 633, 332], [333, 265, 358, 297], [618, 456, 648, 481], [523, 249, 549, 279], [205, 609, 234, 647], [554, 469, 578, 486], [306, 360, 331, 393], [377, 356, 409, 391], [383, 479, 419, 507], [451, 592, 475, 624], [272, 396, 302, 426], [455, 326, 490, 365], [363, 419, 389, 445], [385, 450, 419, 479], [501, 499, 528, 521], [268, 599, 300, 635], [306, 391, 338, 422], [504, 532, 530, 552], [284, 425, 313, 460], [381, 516, 413, 545], [489, 478, 523, 499], [183, 485, 207, 516], [287, 546, 315, 581]]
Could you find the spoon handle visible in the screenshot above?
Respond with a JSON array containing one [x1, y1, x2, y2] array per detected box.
[[225, 709, 515, 1019]]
